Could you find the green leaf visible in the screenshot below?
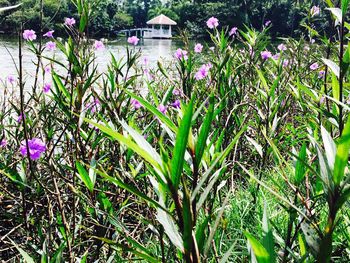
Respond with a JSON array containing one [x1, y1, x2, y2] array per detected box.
[[321, 126, 336, 171], [195, 216, 210, 253], [76, 161, 94, 192], [245, 232, 270, 263], [52, 72, 71, 100], [9, 238, 35, 263], [195, 95, 214, 168], [322, 58, 340, 78], [333, 116, 350, 185], [342, 0, 349, 15], [171, 99, 193, 190], [326, 8, 343, 23], [0, 4, 21, 12], [295, 143, 307, 184], [261, 203, 276, 263]]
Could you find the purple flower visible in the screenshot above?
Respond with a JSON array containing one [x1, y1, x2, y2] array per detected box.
[[278, 44, 287, 51], [45, 41, 56, 51], [311, 6, 320, 17], [283, 59, 289, 67], [310, 39, 315, 44], [310, 62, 319, 70], [206, 17, 219, 29], [194, 43, 203, 53], [264, 20, 271, 27], [43, 83, 51, 93], [318, 70, 325, 79], [171, 100, 181, 109], [173, 89, 180, 96], [131, 99, 142, 109], [261, 51, 272, 60], [0, 139, 7, 148], [7, 75, 16, 85], [174, 48, 188, 60], [43, 30, 54, 38], [17, 113, 26, 123], [142, 56, 149, 65], [23, 30, 37, 41], [20, 138, 46, 160], [320, 96, 325, 104], [127, 36, 139, 46], [158, 104, 167, 114], [229, 27, 238, 36], [272, 53, 280, 60], [195, 63, 211, 80], [94, 40, 105, 51], [64, 17, 76, 26], [44, 66, 51, 74]]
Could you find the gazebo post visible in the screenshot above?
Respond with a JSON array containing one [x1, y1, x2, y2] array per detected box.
[[169, 25, 172, 37]]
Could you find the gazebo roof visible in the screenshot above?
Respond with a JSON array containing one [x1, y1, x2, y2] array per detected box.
[[146, 14, 177, 25]]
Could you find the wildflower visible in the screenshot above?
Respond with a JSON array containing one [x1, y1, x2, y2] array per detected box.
[[264, 20, 271, 27], [261, 50, 272, 60], [43, 83, 51, 93], [272, 54, 280, 60], [127, 36, 139, 46], [283, 59, 289, 67], [94, 40, 105, 51], [64, 17, 76, 26], [20, 138, 46, 160], [174, 48, 188, 60], [17, 113, 26, 123], [43, 30, 54, 38], [131, 99, 142, 109], [206, 17, 219, 29], [195, 64, 211, 80], [173, 89, 180, 96], [310, 39, 315, 44], [318, 70, 325, 79], [194, 43, 203, 53], [45, 41, 56, 51], [171, 100, 181, 109], [209, 47, 215, 51], [158, 104, 167, 114], [310, 6, 320, 17], [142, 56, 149, 65], [229, 27, 238, 36], [278, 43, 287, 51], [44, 66, 51, 74], [0, 139, 7, 148], [310, 62, 319, 70], [23, 29, 36, 41], [320, 96, 325, 104], [7, 75, 16, 85]]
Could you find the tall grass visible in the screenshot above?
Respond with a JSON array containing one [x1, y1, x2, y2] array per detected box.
[[0, 0, 350, 262]]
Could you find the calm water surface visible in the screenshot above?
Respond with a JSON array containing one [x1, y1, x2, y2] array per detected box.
[[0, 37, 182, 90]]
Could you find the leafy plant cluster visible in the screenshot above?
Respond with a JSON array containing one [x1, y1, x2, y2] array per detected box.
[[0, 0, 350, 262]]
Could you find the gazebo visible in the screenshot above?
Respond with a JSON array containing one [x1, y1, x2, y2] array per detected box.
[[144, 14, 177, 39]]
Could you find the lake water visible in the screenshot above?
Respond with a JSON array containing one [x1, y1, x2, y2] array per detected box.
[[0, 37, 181, 89]]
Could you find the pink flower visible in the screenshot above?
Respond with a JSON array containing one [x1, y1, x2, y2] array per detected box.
[[127, 36, 139, 46], [64, 18, 76, 27], [261, 51, 272, 60], [17, 113, 26, 123], [94, 40, 105, 51], [174, 48, 188, 60], [23, 30, 37, 41], [45, 41, 56, 51], [311, 6, 320, 17], [20, 138, 46, 160], [43, 83, 51, 93], [229, 27, 238, 36], [283, 59, 289, 67], [173, 89, 180, 96], [264, 20, 271, 27], [194, 43, 203, 53], [206, 17, 219, 29], [272, 53, 280, 60], [7, 75, 16, 85], [131, 99, 142, 109], [195, 63, 211, 80], [278, 43, 287, 51], [142, 56, 149, 65], [43, 30, 54, 38], [158, 104, 167, 114], [44, 66, 51, 74], [171, 100, 181, 109], [310, 62, 319, 70]]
